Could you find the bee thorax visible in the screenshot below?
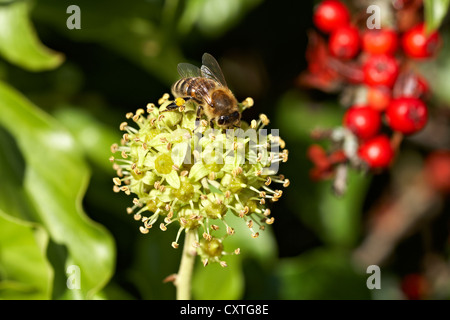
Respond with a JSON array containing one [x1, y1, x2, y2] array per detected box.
[[211, 90, 235, 111]]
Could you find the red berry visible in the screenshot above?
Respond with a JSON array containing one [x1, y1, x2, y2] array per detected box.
[[401, 274, 428, 300], [362, 29, 398, 55], [358, 135, 394, 169], [307, 144, 330, 170], [363, 54, 399, 87], [367, 85, 391, 111], [385, 97, 428, 134], [424, 151, 450, 193], [401, 23, 441, 59], [310, 166, 333, 181], [343, 105, 381, 139], [395, 73, 430, 98], [328, 150, 347, 164], [416, 75, 429, 97], [329, 25, 360, 59], [313, 0, 350, 34]]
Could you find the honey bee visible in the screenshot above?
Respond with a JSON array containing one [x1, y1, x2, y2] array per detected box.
[[169, 53, 241, 129]]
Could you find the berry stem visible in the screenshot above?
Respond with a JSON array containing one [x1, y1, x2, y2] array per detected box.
[[332, 163, 348, 196], [176, 229, 197, 300], [391, 130, 404, 152]]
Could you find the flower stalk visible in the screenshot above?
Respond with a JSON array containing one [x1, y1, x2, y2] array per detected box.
[[175, 229, 197, 300]]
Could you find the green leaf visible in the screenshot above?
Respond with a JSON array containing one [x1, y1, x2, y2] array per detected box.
[[0, 81, 115, 299], [126, 229, 180, 299], [276, 248, 371, 300], [421, 30, 450, 106], [192, 254, 244, 299], [0, 127, 52, 299], [53, 107, 121, 172], [275, 91, 343, 140], [0, 126, 37, 221], [317, 170, 371, 247], [0, 210, 52, 299], [208, 182, 224, 195], [424, 0, 450, 33], [178, 0, 263, 37], [0, 0, 63, 71], [224, 209, 277, 264]]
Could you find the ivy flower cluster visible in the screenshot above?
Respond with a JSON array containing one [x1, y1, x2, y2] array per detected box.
[[110, 95, 288, 266]]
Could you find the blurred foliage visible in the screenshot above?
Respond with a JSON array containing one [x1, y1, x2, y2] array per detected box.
[[0, 0, 448, 300], [424, 0, 450, 32], [0, 0, 63, 71], [276, 248, 371, 299]]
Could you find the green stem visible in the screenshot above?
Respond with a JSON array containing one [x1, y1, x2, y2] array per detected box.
[[176, 229, 196, 300]]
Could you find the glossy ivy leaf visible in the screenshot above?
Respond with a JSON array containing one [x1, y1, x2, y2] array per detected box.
[[424, 0, 450, 33], [53, 107, 121, 172], [0, 0, 63, 71], [317, 169, 370, 247], [0, 210, 52, 300], [275, 91, 342, 140], [0, 126, 36, 221], [177, 0, 263, 37], [0, 111, 52, 299], [208, 183, 224, 195], [0, 81, 115, 299], [422, 31, 450, 107], [126, 229, 181, 300], [224, 208, 277, 264], [276, 248, 371, 299], [192, 254, 244, 300]]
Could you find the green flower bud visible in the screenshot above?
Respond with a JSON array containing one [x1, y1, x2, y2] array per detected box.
[[171, 181, 195, 203], [155, 153, 173, 175]]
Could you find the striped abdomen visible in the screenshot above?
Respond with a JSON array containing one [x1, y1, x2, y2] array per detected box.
[[171, 77, 217, 104]]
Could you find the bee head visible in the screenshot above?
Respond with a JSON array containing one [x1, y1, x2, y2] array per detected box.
[[217, 111, 241, 128]]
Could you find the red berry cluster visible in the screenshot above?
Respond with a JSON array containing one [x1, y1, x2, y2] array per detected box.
[[304, 0, 441, 181]]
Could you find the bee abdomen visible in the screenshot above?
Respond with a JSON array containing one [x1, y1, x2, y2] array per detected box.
[[172, 77, 216, 101], [171, 78, 188, 98]]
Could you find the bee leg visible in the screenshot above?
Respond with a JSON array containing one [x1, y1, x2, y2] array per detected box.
[[195, 105, 203, 122], [193, 105, 204, 133], [210, 119, 215, 129], [160, 103, 180, 112], [161, 97, 194, 113]]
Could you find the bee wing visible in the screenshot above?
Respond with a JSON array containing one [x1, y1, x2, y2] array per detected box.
[[195, 87, 214, 107], [177, 62, 214, 107], [177, 63, 202, 78], [201, 53, 227, 87]]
